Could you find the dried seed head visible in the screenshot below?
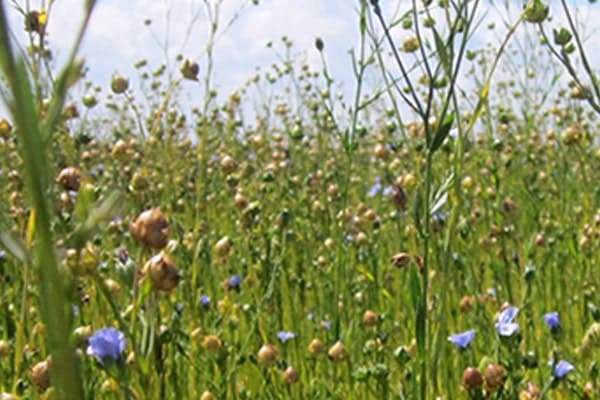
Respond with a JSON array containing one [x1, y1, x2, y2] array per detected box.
[[257, 344, 278, 366], [63, 102, 79, 119], [56, 167, 82, 191], [130, 208, 169, 249], [328, 341, 348, 362], [180, 59, 199, 81], [462, 367, 483, 390], [144, 252, 180, 292]]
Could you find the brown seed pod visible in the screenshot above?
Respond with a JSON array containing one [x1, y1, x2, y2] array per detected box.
[[462, 367, 483, 390], [56, 167, 82, 191], [130, 209, 169, 249], [30, 359, 51, 392], [484, 363, 506, 392], [257, 344, 278, 366], [307, 338, 326, 356], [328, 341, 348, 362], [391, 184, 407, 210], [143, 252, 180, 292], [282, 366, 299, 384], [180, 59, 199, 81], [391, 252, 411, 268], [362, 310, 378, 327]]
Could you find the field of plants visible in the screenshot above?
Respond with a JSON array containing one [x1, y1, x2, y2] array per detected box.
[[0, 0, 599, 399]]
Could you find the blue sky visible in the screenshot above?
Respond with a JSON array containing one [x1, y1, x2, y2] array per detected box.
[[2, 0, 599, 120]]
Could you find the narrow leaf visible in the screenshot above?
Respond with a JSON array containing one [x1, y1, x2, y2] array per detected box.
[[430, 114, 454, 153]]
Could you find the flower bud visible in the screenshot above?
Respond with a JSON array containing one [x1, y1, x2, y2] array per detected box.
[[130, 209, 169, 249], [315, 37, 324, 51]]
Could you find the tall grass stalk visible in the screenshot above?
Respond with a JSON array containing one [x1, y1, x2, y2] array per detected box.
[[0, 1, 96, 398]]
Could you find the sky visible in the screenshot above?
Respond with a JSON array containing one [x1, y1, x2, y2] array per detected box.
[[2, 0, 600, 122]]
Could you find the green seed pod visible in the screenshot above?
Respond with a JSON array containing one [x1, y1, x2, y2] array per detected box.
[[524, 0, 549, 23], [111, 75, 129, 94], [82, 94, 98, 108], [553, 28, 572, 46]]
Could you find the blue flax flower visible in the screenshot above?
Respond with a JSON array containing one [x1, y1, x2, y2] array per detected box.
[[552, 360, 574, 378], [228, 275, 243, 289], [368, 180, 382, 197], [496, 306, 520, 336], [448, 329, 476, 349], [543, 312, 560, 331], [277, 331, 296, 343], [87, 327, 126, 364], [199, 295, 211, 308]]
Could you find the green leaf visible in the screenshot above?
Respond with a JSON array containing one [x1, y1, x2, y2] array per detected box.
[[0, 231, 30, 263], [430, 113, 454, 153], [433, 28, 451, 77]]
